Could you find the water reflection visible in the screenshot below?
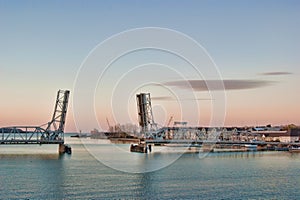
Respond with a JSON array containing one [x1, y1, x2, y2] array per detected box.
[[0, 153, 62, 160], [1, 140, 300, 199]]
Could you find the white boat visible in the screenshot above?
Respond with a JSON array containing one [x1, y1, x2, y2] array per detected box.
[[245, 144, 257, 150], [289, 146, 300, 153], [213, 148, 246, 152]]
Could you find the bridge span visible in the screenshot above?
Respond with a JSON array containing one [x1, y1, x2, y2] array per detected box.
[[0, 90, 70, 153]]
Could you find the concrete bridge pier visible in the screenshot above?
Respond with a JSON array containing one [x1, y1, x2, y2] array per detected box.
[[59, 144, 72, 154]]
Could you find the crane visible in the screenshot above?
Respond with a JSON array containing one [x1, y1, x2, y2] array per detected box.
[[106, 117, 113, 132], [166, 116, 173, 127]]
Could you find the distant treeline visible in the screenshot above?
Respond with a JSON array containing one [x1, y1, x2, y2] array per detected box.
[[90, 132, 137, 139]]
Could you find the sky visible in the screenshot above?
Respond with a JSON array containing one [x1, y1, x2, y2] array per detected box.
[[0, 0, 299, 132]]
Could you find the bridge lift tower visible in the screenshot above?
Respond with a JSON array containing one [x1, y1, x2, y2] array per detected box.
[[0, 90, 70, 153], [136, 93, 158, 138], [46, 89, 70, 138]]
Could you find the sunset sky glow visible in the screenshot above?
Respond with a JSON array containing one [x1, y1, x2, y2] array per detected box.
[[0, 1, 299, 132]]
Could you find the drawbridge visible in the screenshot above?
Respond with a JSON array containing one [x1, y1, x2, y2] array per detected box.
[[0, 90, 70, 146], [134, 93, 300, 154]]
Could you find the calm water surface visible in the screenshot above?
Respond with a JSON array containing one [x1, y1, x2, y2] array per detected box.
[[1, 136, 300, 199]]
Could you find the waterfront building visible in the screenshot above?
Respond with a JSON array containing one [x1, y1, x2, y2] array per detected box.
[[255, 128, 300, 143], [280, 128, 300, 143]]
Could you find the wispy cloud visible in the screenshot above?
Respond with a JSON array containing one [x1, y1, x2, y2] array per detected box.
[[151, 96, 174, 101], [259, 72, 292, 76], [151, 96, 213, 101], [165, 79, 275, 91], [184, 98, 214, 101]]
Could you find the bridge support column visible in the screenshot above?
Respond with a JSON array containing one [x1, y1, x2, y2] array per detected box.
[[59, 144, 65, 153], [59, 144, 72, 154]]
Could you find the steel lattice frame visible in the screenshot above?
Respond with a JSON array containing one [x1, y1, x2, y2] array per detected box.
[[136, 93, 157, 138]]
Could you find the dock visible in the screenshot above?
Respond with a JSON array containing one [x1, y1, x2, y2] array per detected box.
[[137, 139, 300, 153]]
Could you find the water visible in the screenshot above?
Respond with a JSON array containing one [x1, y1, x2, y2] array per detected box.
[[1, 136, 300, 199]]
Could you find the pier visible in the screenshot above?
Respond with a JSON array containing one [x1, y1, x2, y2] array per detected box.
[[145, 139, 300, 146], [145, 139, 300, 151]]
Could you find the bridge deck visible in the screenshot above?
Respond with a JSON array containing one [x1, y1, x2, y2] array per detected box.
[[145, 139, 300, 146], [0, 140, 64, 145], [0, 127, 65, 145]]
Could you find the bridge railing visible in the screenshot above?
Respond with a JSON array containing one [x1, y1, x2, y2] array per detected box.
[[0, 126, 64, 144]]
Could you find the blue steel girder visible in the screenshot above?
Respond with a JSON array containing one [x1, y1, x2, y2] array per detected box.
[[0, 126, 64, 144], [145, 127, 205, 140]]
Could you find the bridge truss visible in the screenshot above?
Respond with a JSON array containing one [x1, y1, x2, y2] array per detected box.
[[136, 93, 157, 138], [0, 90, 70, 145]]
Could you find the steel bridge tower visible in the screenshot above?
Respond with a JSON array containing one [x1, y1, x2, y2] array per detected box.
[[46, 90, 70, 139], [136, 93, 157, 138]]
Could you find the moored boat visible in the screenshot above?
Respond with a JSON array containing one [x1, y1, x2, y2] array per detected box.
[[130, 143, 151, 153], [245, 144, 257, 151], [289, 146, 300, 153]]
